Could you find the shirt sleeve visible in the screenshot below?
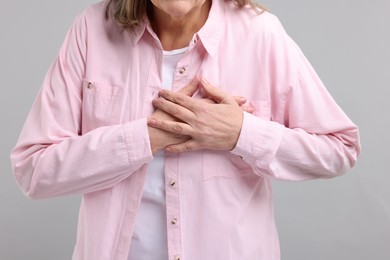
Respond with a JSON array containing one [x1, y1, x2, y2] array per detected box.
[[10, 12, 153, 199], [231, 16, 361, 181]]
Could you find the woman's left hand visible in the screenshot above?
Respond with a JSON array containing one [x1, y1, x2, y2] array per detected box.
[[148, 78, 244, 152]]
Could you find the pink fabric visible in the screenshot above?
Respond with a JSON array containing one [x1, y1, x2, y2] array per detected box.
[[11, 0, 360, 259]]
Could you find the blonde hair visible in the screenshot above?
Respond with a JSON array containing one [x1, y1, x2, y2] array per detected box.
[[105, 0, 266, 29]]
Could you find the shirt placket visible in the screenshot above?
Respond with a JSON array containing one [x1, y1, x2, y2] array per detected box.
[[165, 152, 182, 260], [164, 46, 199, 260], [161, 36, 207, 260]]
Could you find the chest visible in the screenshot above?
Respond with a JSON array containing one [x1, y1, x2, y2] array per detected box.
[[80, 38, 277, 134]]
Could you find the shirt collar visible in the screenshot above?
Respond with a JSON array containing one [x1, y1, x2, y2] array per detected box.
[[131, 18, 148, 45], [196, 0, 225, 57], [131, 0, 225, 58]]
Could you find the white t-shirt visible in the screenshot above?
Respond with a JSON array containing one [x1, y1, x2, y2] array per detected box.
[[128, 47, 189, 260]]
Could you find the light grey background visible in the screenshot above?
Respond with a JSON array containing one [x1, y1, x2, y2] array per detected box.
[[1, 0, 389, 259]]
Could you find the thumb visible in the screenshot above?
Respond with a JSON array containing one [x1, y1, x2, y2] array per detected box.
[[178, 77, 201, 97], [200, 78, 234, 104]]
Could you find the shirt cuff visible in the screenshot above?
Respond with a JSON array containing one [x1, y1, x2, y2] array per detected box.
[[122, 118, 154, 165], [231, 112, 285, 169]]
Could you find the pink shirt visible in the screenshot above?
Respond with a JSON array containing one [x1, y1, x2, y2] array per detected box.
[[11, 1, 360, 259]]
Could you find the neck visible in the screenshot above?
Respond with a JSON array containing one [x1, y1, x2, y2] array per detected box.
[[150, 0, 211, 50]]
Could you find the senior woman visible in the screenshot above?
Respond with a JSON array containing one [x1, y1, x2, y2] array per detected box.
[[11, 0, 360, 259]]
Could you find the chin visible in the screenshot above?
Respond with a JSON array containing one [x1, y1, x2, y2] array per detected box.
[[163, 4, 195, 17]]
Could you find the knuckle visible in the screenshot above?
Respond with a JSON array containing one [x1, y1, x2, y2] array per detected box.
[[154, 98, 164, 106], [173, 96, 184, 104], [184, 143, 192, 151], [180, 88, 190, 95], [172, 124, 183, 133], [159, 120, 165, 128], [171, 107, 181, 116], [198, 105, 207, 112]]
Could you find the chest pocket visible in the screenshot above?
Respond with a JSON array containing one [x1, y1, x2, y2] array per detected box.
[[202, 100, 271, 180], [81, 79, 123, 133]]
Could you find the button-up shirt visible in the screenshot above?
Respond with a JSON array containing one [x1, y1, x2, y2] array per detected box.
[[10, 0, 360, 259]]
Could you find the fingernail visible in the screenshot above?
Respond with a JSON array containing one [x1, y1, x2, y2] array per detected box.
[[148, 118, 157, 126], [158, 90, 165, 96], [240, 97, 247, 103]]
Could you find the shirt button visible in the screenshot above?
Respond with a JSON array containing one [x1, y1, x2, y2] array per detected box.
[[179, 67, 186, 74], [169, 180, 176, 187], [174, 256, 180, 260], [87, 82, 94, 89], [171, 217, 178, 225]]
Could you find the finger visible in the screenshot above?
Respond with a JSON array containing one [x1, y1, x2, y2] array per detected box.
[[148, 117, 193, 136], [199, 98, 216, 104], [200, 78, 235, 105], [158, 90, 198, 112], [152, 97, 195, 122], [177, 77, 200, 97], [234, 96, 247, 106], [240, 105, 254, 113], [165, 139, 200, 153]]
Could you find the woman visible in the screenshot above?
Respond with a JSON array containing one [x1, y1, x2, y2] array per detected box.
[[11, 0, 360, 259]]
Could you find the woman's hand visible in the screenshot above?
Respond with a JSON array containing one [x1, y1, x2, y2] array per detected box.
[[147, 79, 199, 154], [148, 78, 247, 153]]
